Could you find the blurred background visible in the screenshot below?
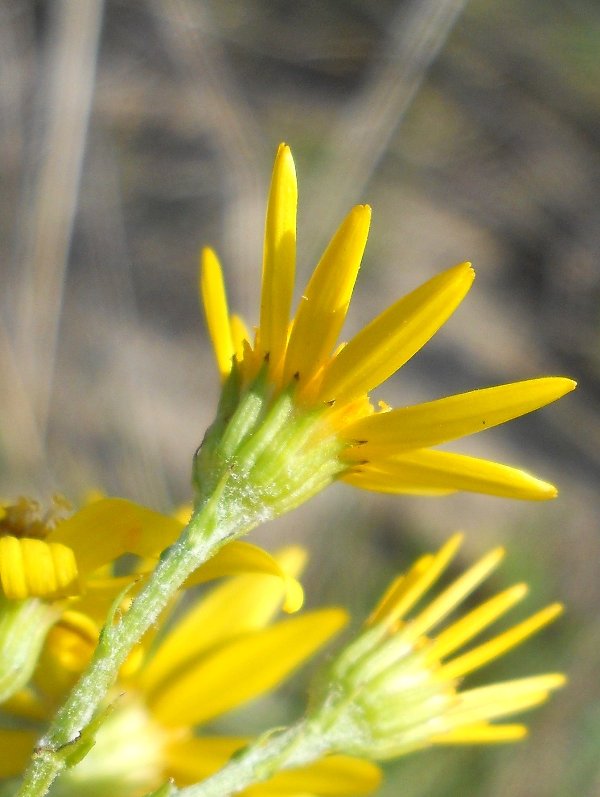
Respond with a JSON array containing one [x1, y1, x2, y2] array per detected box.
[[0, 1, 599, 795]]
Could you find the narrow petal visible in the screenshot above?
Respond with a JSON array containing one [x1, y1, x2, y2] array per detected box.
[[0, 729, 36, 777], [259, 143, 297, 369], [75, 574, 142, 624], [440, 603, 563, 680], [77, 543, 304, 624], [344, 449, 559, 500], [244, 755, 382, 795], [138, 547, 307, 695], [429, 583, 529, 660], [183, 541, 305, 613], [284, 205, 371, 386], [230, 313, 252, 360], [405, 547, 505, 641], [47, 498, 183, 575], [368, 534, 463, 627], [345, 377, 577, 453], [366, 558, 429, 626], [431, 723, 528, 744], [317, 262, 474, 403], [164, 736, 247, 785], [442, 675, 565, 726], [147, 608, 348, 726], [200, 247, 235, 379]]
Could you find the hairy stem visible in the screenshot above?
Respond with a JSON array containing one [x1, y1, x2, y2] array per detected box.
[[173, 719, 328, 797]]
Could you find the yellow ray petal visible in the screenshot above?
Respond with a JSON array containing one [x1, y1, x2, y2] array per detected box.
[[442, 675, 565, 726], [47, 498, 183, 575], [138, 547, 307, 695], [404, 547, 505, 642], [344, 449, 558, 500], [76, 574, 142, 624], [183, 541, 305, 613], [34, 610, 100, 699], [230, 313, 252, 361], [164, 736, 248, 785], [200, 246, 235, 379], [366, 558, 429, 626], [244, 755, 382, 796], [0, 729, 36, 778], [345, 377, 577, 453], [431, 722, 528, 744], [284, 205, 371, 386], [440, 604, 563, 680], [259, 143, 297, 370], [317, 262, 474, 403], [368, 534, 462, 627], [148, 608, 347, 727], [429, 583, 529, 660]]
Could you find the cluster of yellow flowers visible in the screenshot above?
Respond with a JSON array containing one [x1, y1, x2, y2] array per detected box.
[[0, 145, 574, 797]]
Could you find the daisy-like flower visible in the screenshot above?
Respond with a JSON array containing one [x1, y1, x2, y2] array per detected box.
[[0, 496, 303, 703], [196, 143, 574, 519], [0, 548, 380, 797], [309, 533, 564, 759]]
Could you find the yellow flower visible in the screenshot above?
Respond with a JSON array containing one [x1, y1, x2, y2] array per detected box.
[[0, 495, 302, 607], [198, 143, 574, 511], [0, 496, 303, 702], [309, 533, 564, 759], [0, 549, 381, 797]]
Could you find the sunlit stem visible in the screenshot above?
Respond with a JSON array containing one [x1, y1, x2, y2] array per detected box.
[[172, 719, 329, 797]]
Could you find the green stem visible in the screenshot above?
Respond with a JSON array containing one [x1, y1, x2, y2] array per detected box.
[[173, 719, 329, 797], [17, 491, 244, 797]]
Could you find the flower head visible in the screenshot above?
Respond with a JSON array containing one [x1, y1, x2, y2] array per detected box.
[[196, 143, 574, 519], [0, 495, 303, 702], [1, 549, 380, 797], [308, 534, 564, 760], [0, 495, 303, 607]]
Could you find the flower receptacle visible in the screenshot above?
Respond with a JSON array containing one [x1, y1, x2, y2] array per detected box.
[[192, 365, 345, 533]]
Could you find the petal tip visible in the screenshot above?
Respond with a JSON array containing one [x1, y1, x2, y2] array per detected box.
[[526, 475, 559, 501], [548, 602, 565, 620], [200, 246, 220, 274], [275, 142, 295, 171], [283, 577, 305, 613], [548, 673, 568, 690]]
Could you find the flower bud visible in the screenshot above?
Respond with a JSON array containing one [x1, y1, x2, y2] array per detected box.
[[308, 534, 564, 760]]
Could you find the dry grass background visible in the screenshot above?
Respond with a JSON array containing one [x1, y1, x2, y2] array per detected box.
[[1, 1, 599, 795]]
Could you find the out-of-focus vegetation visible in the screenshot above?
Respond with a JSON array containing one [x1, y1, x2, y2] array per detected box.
[[0, 1, 599, 795]]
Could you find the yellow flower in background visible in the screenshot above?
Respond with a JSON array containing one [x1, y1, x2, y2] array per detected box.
[[0, 496, 301, 606], [0, 496, 303, 703], [0, 549, 380, 797], [198, 143, 574, 512], [309, 534, 564, 759]]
